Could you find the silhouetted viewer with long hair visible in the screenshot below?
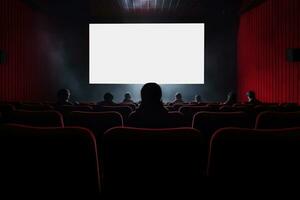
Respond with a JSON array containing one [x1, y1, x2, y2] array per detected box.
[[128, 83, 171, 128]]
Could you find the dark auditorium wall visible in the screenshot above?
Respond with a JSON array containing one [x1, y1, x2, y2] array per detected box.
[[0, 0, 54, 101], [237, 0, 300, 104]]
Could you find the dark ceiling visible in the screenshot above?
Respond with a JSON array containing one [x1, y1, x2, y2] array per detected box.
[[24, 0, 243, 22]]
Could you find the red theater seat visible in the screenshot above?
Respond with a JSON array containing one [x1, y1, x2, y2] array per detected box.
[[172, 103, 189, 111], [179, 106, 217, 125], [192, 111, 252, 138], [0, 104, 15, 121], [6, 110, 64, 127], [95, 105, 133, 122], [0, 124, 100, 198], [208, 127, 300, 177], [18, 103, 53, 111], [255, 111, 300, 129], [55, 105, 93, 125], [102, 127, 206, 192], [69, 111, 123, 140], [219, 105, 239, 112], [167, 111, 185, 127]]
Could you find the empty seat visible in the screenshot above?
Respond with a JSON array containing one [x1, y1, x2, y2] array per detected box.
[[167, 111, 186, 127], [0, 124, 100, 198], [0, 104, 15, 122], [172, 103, 189, 111], [219, 105, 239, 112], [69, 111, 123, 142], [208, 127, 300, 177], [54, 105, 93, 125], [192, 111, 252, 139], [127, 111, 184, 128], [179, 106, 219, 126], [255, 111, 300, 129], [17, 103, 53, 111], [95, 105, 132, 122], [118, 103, 136, 111], [102, 127, 206, 192], [6, 110, 64, 127]]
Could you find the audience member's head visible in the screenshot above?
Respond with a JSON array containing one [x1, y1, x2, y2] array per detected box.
[[175, 93, 182, 101], [123, 92, 134, 103], [57, 89, 72, 105], [194, 94, 202, 103], [140, 82, 163, 106], [128, 83, 170, 128], [170, 92, 184, 105], [104, 92, 114, 102], [223, 91, 237, 105], [246, 90, 262, 104], [246, 91, 255, 101]]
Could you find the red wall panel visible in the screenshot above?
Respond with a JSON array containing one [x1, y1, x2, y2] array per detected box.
[[0, 0, 53, 101], [238, 0, 300, 104]]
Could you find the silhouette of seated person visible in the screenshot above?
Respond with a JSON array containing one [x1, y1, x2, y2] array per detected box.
[[246, 91, 262, 105], [97, 92, 117, 107], [221, 92, 237, 106], [128, 83, 172, 128], [191, 94, 202, 104], [122, 92, 135, 104], [56, 89, 74, 106], [170, 92, 185, 105]]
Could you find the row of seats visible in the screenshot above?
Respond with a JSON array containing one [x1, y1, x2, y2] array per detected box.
[[1, 109, 300, 135], [1, 124, 300, 194]]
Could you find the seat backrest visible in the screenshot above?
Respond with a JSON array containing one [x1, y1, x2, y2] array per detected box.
[[219, 105, 239, 112], [18, 103, 53, 111], [0, 104, 15, 122], [102, 127, 206, 192], [0, 103, 15, 113], [54, 105, 93, 125], [167, 111, 186, 127], [6, 110, 64, 127], [69, 111, 123, 140], [179, 106, 216, 125], [0, 124, 100, 198], [255, 111, 300, 129], [192, 111, 252, 139], [208, 127, 300, 177], [95, 106, 132, 122]]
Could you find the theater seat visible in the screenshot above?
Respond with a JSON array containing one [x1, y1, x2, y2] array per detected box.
[[95, 105, 133, 122], [0, 124, 100, 198], [0, 104, 15, 122], [255, 111, 300, 129], [192, 111, 252, 138], [102, 127, 206, 192], [179, 106, 216, 125], [208, 127, 300, 177], [167, 111, 185, 127], [6, 110, 64, 127], [18, 103, 53, 111], [69, 111, 123, 142], [54, 105, 93, 125]]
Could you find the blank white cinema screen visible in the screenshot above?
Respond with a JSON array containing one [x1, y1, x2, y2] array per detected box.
[[89, 23, 205, 84]]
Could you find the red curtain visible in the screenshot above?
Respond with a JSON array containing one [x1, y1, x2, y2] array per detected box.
[[237, 0, 300, 104], [0, 0, 53, 101]]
